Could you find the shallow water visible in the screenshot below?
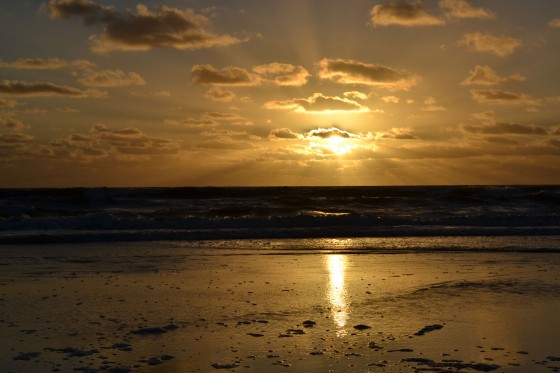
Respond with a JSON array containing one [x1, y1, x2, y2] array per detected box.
[[1, 241, 559, 372]]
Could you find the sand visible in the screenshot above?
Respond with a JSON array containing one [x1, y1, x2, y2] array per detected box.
[[1, 240, 560, 372]]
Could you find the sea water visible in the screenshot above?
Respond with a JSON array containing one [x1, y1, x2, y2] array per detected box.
[[0, 185, 559, 250]]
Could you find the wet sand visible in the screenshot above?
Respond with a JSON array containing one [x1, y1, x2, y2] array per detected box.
[[1, 241, 560, 372]]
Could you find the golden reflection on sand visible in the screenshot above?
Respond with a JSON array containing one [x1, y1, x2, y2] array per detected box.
[[326, 254, 348, 336]]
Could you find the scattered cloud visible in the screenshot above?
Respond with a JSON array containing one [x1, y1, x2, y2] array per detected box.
[[263, 93, 369, 114], [461, 65, 525, 85], [0, 132, 35, 144], [0, 57, 95, 70], [90, 124, 180, 155], [0, 80, 106, 98], [462, 122, 549, 135], [307, 127, 358, 139], [460, 32, 522, 57], [344, 91, 369, 100], [376, 127, 417, 140], [173, 111, 252, 127], [550, 18, 560, 28], [370, 2, 444, 27], [0, 117, 26, 130], [0, 99, 20, 108], [317, 58, 419, 90], [205, 87, 236, 102], [252, 63, 310, 87], [421, 96, 447, 112], [471, 110, 496, 123], [192, 63, 310, 87], [268, 128, 300, 140], [75, 69, 145, 87], [192, 64, 260, 86], [439, 0, 495, 19], [382, 96, 400, 104], [471, 89, 541, 105], [45, 0, 246, 53], [204, 112, 253, 126]]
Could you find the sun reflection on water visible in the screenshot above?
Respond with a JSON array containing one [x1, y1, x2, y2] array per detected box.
[[326, 254, 348, 336]]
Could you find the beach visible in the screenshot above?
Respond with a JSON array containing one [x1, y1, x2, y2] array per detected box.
[[1, 240, 560, 372]]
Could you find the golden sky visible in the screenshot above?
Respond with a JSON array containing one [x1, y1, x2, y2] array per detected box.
[[1, 0, 560, 186]]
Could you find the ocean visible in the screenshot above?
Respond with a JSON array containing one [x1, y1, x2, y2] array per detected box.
[[1, 185, 559, 251]]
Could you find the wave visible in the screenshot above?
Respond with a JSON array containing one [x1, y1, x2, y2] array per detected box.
[[1, 186, 560, 244]]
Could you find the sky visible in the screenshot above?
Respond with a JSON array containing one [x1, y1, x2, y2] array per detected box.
[[1, 0, 560, 187]]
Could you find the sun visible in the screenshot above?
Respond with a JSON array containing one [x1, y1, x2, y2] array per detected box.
[[324, 135, 354, 155]]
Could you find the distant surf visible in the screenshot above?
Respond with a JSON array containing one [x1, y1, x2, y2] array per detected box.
[[1, 186, 559, 247]]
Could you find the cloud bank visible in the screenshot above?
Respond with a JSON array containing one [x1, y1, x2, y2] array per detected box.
[[317, 58, 419, 90], [460, 32, 522, 57], [45, 0, 245, 52]]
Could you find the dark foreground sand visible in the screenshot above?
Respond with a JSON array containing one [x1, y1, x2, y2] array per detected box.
[[1, 241, 560, 372]]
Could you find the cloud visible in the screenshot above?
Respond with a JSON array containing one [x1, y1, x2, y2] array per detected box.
[[370, 2, 444, 27], [205, 87, 236, 102], [462, 122, 549, 135], [460, 32, 522, 57], [471, 89, 541, 105], [252, 63, 310, 87], [0, 80, 106, 98], [344, 91, 369, 100], [0, 132, 35, 144], [192, 64, 260, 86], [90, 124, 180, 155], [461, 65, 525, 86], [192, 63, 310, 87], [550, 18, 560, 28], [0, 57, 95, 70], [421, 96, 447, 112], [204, 112, 253, 126], [268, 128, 301, 140], [45, 1, 245, 53], [439, 0, 495, 19], [382, 96, 400, 103], [0, 99, 20, 108], [306, 127, 358, 139], [173, 111, 252, 127], [376, 127, 417, 139], [317, 58, 419, 90], [75, 69, 145, 87], [263, 93, 369, 114], [0, 117, 26, 130]]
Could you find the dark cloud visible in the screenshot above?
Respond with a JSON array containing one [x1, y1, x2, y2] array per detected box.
[[471, 90, 540, 106], [317, 58, 419, 90], [252, 63, 310, 87], [0, 57, 94, 70], [370, 2, 444, 27], [263, 93, 369, 113], [0, 117, 26, 130], [462, 122, 549, 135], [0, 99, 19, 108], [269, 128, 300, 140], [0, 80, 105, 98], [0, 132, 34, 143], [76, 69, 145, 87], [192, 64, 260, 86], [306, 128, 357, 139], [45, 0, 245, 52]]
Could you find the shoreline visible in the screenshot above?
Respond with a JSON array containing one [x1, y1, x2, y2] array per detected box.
[[1, 242, 560, 372]]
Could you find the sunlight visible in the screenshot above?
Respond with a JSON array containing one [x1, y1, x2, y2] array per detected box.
[[325, 135, 353, 155], [326, 254, 348, 336]]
